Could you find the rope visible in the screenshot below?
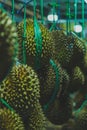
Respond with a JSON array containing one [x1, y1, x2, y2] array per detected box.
[[22, 2, 27, 64], [17, 0, 32, 14], [43, 59, 59, 111], [0, 98, 14, 111], [82, 0, 85, 38], [34, 0, 42, 70], [12, 0, 14, 22], [74, 100, 87, 116], [49, 2, 58, 31], [74, 0, 77, 26], [40, 0, 44, 24], [66, 0, 71, 34]]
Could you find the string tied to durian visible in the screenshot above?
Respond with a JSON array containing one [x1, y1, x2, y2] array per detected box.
[[33, 0, 42, 70], [49, 2, 59, 31], [17, 0, 33, 14], [43, 59, 60, 111], [73, 100, 87, 117], [0, 98, 14, 112], [66, 0, 72, 35], [12, 0, 14, 22], [40, 0, 44, 24], [22, 1, 27, 64]]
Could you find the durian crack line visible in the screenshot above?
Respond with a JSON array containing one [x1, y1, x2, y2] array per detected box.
[[43, 59, 59, 111], [0, 98, 14, 112]]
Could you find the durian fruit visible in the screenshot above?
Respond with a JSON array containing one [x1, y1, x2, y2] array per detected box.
[[38, 59, 70, 107], [25, 102, 46, 130], [0, 108, 25, 130], [0, 9, 18, 81], [69, 35, 86, 69], [38, 60, 63, 106], [79, 44, 87, 74], [51, 30, 73, 68], [45, 94, 72, 125], [60, 69, 70, 95], [17, 19, 54, 69], [74, 103, 87, 130], [0, 64, 40, 118], [68, 66, 85, 93]]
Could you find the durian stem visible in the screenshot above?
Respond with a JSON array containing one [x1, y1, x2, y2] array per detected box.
[[0, 98, 14, 111], [43, 59, 59, 111]]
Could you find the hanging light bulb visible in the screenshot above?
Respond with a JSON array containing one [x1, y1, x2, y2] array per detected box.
[[47, 8, 58, 22], [47, 13, 58, 22], [74, 24, 82, 33], [84, 0, 87, 3]]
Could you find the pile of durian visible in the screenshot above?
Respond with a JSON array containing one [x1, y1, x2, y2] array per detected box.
[[0, 8, 87, 130]]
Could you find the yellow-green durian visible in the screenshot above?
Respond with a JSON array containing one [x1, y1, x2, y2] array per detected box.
[[69, 66, 85, 93], [25, 103, 46, 130], [0, 9, 18, 81], [0, 108, 25, 130], [51, 30, 73, 68], [0, 64, 40, 118], [17, 19, 54, 69]]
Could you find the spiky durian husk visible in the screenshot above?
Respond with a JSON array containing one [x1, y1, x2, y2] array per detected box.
[[17, 19, 54, 68], [0, 9, 18, 81], [60, 69, 70, 95], [68, 66, 85, 93], [45, 94, 72, 125], [74, 109, 87, 130], [24, 103, 46, 130], [69, 35, 86, 70], [0, 108, 25, 130], [51, 30, 73, 68], [38, 60, 63, 106], [79, 44, 87, 74], [37, 59, 70, 107], [0, 64, 40, 118]]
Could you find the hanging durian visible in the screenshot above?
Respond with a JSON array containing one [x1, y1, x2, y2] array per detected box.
[[69, 34, 86, 70], [17, 19, 54, 69], [51, 30, 73, 68], [37, 59, 70, 110], [38, 60, 63, 106], [0, 108, 25, 130], [68, 66, 85, 93], [0, 64, 40, 118], [45, 94, 72, 125], [0, 9, 18, 81], [24, 102, 46, 130]]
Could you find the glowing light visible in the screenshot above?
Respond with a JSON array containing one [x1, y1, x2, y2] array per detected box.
[[84, 0, 87, 3], [74, 24, 82, 33], [47, 14, 58, 22]]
